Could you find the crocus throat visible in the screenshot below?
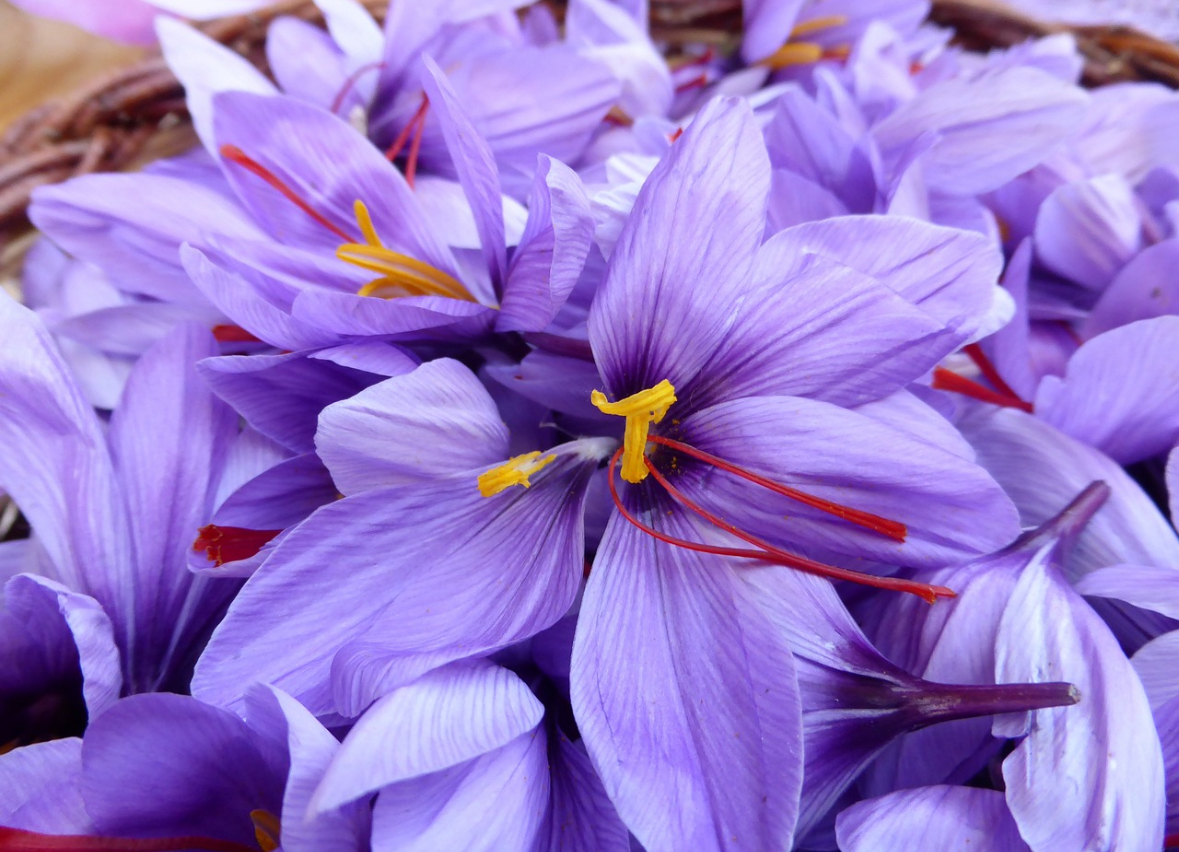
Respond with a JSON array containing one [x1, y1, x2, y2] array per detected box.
[[478, 451, 556, 497], [218, 145, 472, 303], [192, 525, 281, 567], [591, 380, 677, 483], [758, 15, 851, 69]]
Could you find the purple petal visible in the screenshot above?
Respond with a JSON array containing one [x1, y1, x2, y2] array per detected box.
[[538, 732, 630, 852], [193, 448, 597, 714], [589, 96, 771, 396], [836, 786, 1029, 852], [81, 693, 285, 844], [681, 395, 1020, 567], [287, 287, 495, 340], [996, 547, 1165, 851], [1034, 317, 1179, 464], [1076, 564, 1179, 620], [1085, 237, 1179, 336], [315, 359, 508, 494], [497, 156, 595, 333], [0, 739, 91, 833], [371, 727, 549, 852], [266, 17, 349, 109], [419, 57, 507, 289], [314, 661, 543, 809], [1034, 173, 1143, 291], [157, 18, 277, 153], [740, 0, 806, 62], [872, 66, 1087, 195], [571, 509, 803, 852]]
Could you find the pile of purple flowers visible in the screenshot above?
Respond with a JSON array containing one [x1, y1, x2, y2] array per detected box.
[[3, 0, 1179, 849]]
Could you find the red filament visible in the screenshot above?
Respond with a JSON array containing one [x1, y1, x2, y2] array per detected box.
[[384, 95, 429, 188], [0, 827, 256, 852], [606, 449, 954, 604], [963, 343, 1024, 402], [219, 145, 352, 242], [647, 435, 907, 541], [932, 367, 1033, 413], [329, 60, 385, 114], [211, 324, 262, 344], [193, 525, 281, 567]]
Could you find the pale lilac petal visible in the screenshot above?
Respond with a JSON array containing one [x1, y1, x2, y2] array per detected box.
[[266, 17, 348, 109], [498, 156, 595, 333], [194, 450, 596, 715], [0, 739, 91, 833], [288, 287, 495, 340], [156, 18, 277, 153], [315, 0, 383, 67], [872, 66, 1088, 195], [589, 96, 771, 396], [107, 323, 238, 690], [1085, 238, 1179, 336], [740, 0, 806, 62], [565, 0, 672, 119], [1132, 631, 1179, 710], [1034, 173, 1143, 291], [571, 509, 803, 852], [1170, 445, 1179, 529], [761, 216, 1002, 340], [1034, 317, 1179, 464], [538, 732, 630, 852], [836, 786, 1029, 852], [996, 548, 1165, 852], [371, 728, 549, 852], [316, 359, 508, 493], [1076, 565, 1179, 620], [314, 661, 543, 810], [682, 396, 1020, 566], [959, 406, 1179, 580], [55, 303, 223, 357], [419, 57, 507, 288]]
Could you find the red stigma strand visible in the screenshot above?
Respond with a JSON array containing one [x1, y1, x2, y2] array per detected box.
[[1164, 832, 1179, 849], [647, 435, 907, 541], [193, 525, 281, 567], [0, 827, 257, 852], [674, 74, 708, 94], [211, 324, 262, 344], [606, 450, 954, 604], [932, 367, 1034, 413], [668, 127, 684, 143], [329, 60, 385, 114], [963, 343, 1024, 402], [384, 95, 429, 189], [219, 145, 353, 242]]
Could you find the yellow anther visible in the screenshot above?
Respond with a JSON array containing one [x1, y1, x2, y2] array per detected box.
[[250, 809, 281, 852], [591, 379, 677, 484], [339, 200, 475, 302], [788, 14, 849, 38], [758, 42, 824, 70], [478, 451, 557, 497]]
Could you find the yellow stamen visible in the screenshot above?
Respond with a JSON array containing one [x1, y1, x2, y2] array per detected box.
[[250, 809, 281, 852], [758, 41, 824, 70], [478, 451, 557, 497], [339, 200, 475, 301], [591, 380, 677, 484], [788, 14, 848, 38]]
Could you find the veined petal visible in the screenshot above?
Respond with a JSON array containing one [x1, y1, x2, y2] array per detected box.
[[497, 156, 595, 333], [371, 727, 549, 852], [1076, 565, 1179, 621], [193, 449, 597, 715], [836, 786, 1029, 852], [313, 661, 543, 810], [0, 739, 91, 833], [315, 358, 508, 494], [538, 731, 630, 852], [588, 96, 771, 397], [571, 506, 803, 852]]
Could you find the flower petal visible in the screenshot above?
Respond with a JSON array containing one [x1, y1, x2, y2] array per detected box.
[[571, 507, 803, 852], [0, 739, 91, 833], [836, 786, 1030, 852]]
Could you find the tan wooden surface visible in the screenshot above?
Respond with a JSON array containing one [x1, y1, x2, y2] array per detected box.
[[0, 2, 143, 134]]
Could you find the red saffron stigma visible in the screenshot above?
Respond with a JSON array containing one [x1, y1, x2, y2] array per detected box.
[[668, 127, 684, 143], [962, 343, 1023, 402], [606, 450, 954, 604], [674, 73, 709, 94], [932, 367, 1034, 413], [384, 95, 429, 189], [192, 525, 281, 567], [0, 826, 257, 852], [329, 60, 385, 114], [219, 145, 352, 242], [211, 324, 262, 344], [647, 435, 907, 541]]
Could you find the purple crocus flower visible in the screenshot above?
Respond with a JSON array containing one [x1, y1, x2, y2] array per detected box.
[[0, 688, 367, 850], [565, 95, 1022, 852], [0, 295, 240, 730]]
